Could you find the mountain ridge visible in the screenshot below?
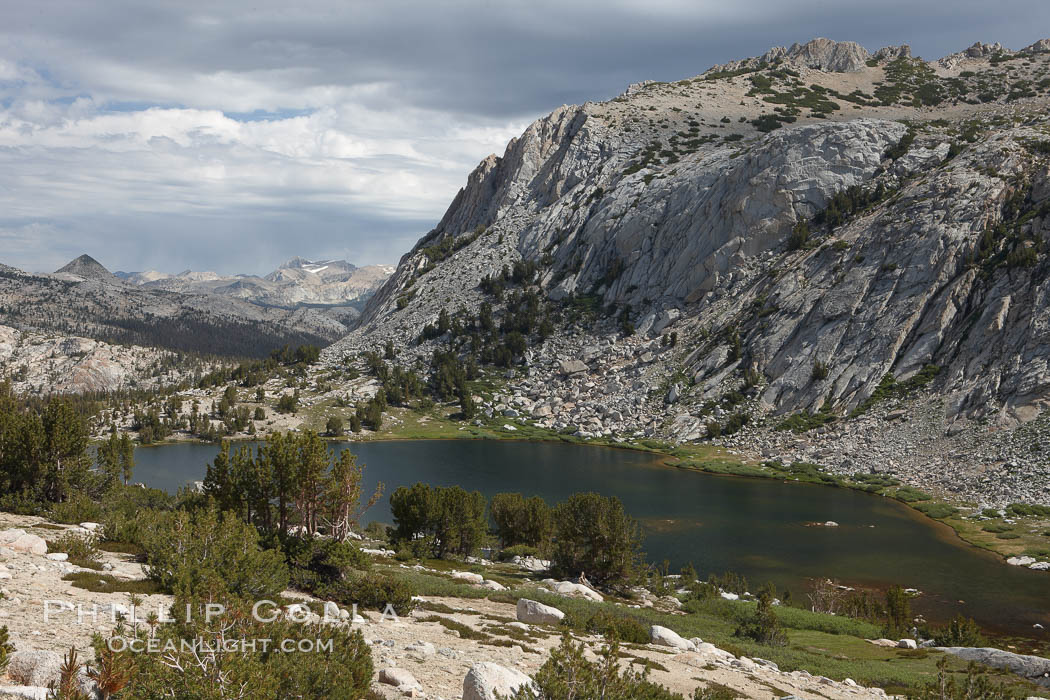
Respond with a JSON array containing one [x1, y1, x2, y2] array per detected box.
[[323, 36, 1050, 503], [118, 256, 393, 309]]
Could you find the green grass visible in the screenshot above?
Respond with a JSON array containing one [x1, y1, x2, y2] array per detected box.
[[62, 572, 163, 595], [479, 589, 999, 693], [98, 541, 145, 557]]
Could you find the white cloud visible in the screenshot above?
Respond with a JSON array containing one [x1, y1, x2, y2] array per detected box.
[[0, 0, 1045, 272], [0, 91, 528, 272]]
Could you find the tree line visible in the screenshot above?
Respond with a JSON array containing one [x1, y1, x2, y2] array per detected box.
[[389, 484, 643, 588], [202, 430, 382, 542], [0, 380, 140, 508]]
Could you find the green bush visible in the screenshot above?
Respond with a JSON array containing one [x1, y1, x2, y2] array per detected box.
[[103, 596, 373, 699], [562, 608, 650, 644], [933, 615, 984, 647], [50, 531, 102, 569], [894, 486, 932, 502], [507, 636, 681, 700], [914, 502, 959, 519], [363, 521, 389, 542], [551, 492, 643, 589], [62, 572, 162, 595], [490, 492, 553, 551], [1005, 502, 1050, 518], [324, 572, 416, 616], [499, 544, 541, 561], [390, 483, 487, 559], [143, 505, 289, 599], [981, 522, 1013, 533], [884, 129, 916, 160], [283, 535, 370, 592], [884, 585, 912, 638], [48, 491, 103, 524], [912, 657, 1020, 700], [0, 625, 12, 675], [733, 591, 786, 647]]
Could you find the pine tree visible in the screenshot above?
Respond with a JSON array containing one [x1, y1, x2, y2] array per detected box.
[[118, 433, 135, 486], [323, 450, 382, 542]]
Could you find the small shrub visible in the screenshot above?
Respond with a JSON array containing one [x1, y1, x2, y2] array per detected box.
[[104, 597, 373, 698], [363, 521, 389, 542], [1005, 502, 1050, 518], [326, 416, 344, 436], [499, 544, 541, 561], [933, 615, 984, 647], [913, 657, 1020, 700], [0, 625, 12, 675], [694, 683, 741, 700], [48, 492, 103, 525], [143, 505, 289, 599], [563, 608, 650, 644], [284, 536, 370, 592], [811, 360, 830, 380], [884, 128, 916, 160], [62, 572, 163, 595], [507, 636, 681, 700], [324, 572, 416, 616], [914, 502, 959, 519], [733, 590, 787, 646], [50, 531, 102, 569], [894, 486, 932, 502]]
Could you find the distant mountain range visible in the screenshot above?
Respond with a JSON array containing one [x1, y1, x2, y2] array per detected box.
[[0, 254, 392, 358], [115, 256, 394, 309]]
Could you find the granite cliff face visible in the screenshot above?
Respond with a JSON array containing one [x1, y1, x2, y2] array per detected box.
[[328, 38, 1050, 501]]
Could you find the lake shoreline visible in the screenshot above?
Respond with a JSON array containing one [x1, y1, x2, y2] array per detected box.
[[127, 410, 1049, 580]]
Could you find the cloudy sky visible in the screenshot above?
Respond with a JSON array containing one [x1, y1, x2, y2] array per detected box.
[[1, 1, 1047, 274]]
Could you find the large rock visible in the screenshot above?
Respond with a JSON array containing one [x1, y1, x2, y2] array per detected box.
[[0, 529, 27, 545], [7, 533, 47, 556], [547, 580, 603, 602], [463, 662, 534, 700], [937, 647, 1050, 687], [558, 359, 588, 375], [0, 688, 50, 700], [378, 667, 421, 691], [650, 625, 696, 651], [6, 651, 63, 687], [451, 571, 484, 584], [516, 598, 565, 625]]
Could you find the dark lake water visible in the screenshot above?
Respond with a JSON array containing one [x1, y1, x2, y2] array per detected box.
[[133, 439, 1050, 636]]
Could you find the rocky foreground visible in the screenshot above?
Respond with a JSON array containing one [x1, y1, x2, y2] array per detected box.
[[0, 513, 913, 700]]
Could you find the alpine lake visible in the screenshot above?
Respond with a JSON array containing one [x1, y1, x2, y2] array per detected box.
[[132, 439, 1050, 638]]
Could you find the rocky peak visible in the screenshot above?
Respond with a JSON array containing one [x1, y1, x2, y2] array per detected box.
[[1023, 38, 1050, 54], [872, 44, 911, 60], [964, 41, 1007, 58], [708, 37, 872, 74], [341, 34, 1050, 437], [54, 254, 119, 284]]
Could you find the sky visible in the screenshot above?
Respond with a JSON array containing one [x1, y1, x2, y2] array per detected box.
[[1, 1, 1048, 275]]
